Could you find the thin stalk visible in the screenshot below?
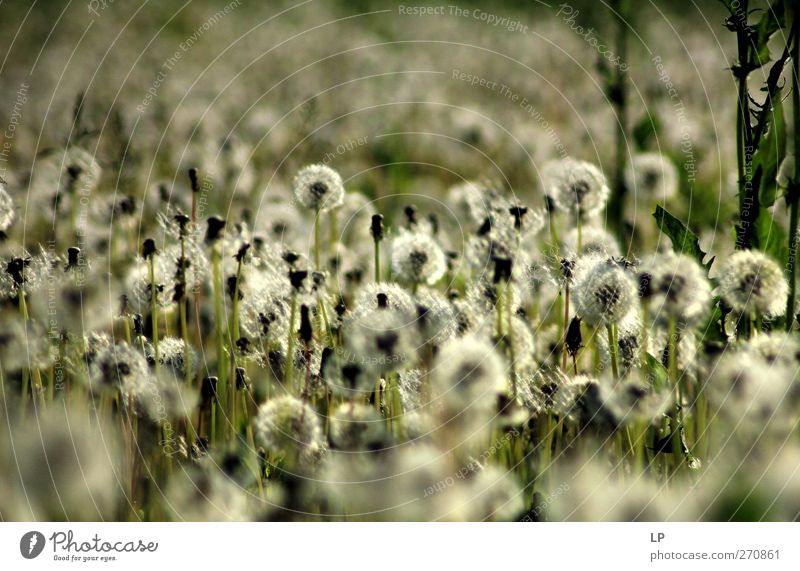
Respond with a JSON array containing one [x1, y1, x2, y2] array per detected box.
[[148, 255, 160, 373], [211, 249, 226, 406], [667, 317, 682, 471], [373, 239, 381, 282], [314, 210, 322, 270], [606, 323, 619, 380], [285, 291, 297, 393], [561, 282, 570, 372]]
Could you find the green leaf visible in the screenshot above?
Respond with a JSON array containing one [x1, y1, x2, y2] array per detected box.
[[644, 354, 668, 391], [653, 205, 714, 271], [755, 95, 786, 208], [755, 206, 788, 264], [753, 0, 785, 67]]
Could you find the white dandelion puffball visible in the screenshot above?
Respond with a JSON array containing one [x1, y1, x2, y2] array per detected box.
[[391, 229, 446, 286], [292, 163, 345, 211], [624, 153, 678, 200], [572, 256, 637, 326], [254, 395, 326, 465], [0, 177, 15, 235], [541, 157, 610, 218], [640, 252, 711, 325], [718, 250, 787, 317]]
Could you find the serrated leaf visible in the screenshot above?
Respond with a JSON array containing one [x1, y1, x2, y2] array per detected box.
[[753, 0, 785, 67], [644, 354, 668, 391], [755, 95, 786, 207], [653, 205, 714, 271], [755, 207, 788, 264]]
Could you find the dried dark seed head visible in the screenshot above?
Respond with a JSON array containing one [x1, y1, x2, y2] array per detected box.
[[638, 272, 653, 299], [299, 305, 313, 344], [141, 238, 157, 259], [319, 346, 334, 377], [66, 247, 81, 270], [188, 168, 200, 193], [289, 270, 308, 291], [509, 205, 528, 230], [172, 282, 185, 303], [565, 316, 583, 357], [312, 271, 326, 290], [226, 275, 243, 301], [233, 242, 250, 263], [205, 216, 226, 243], [370, 214, 384, 242], [283, 250, 300, 266], [493, 257, 513, 284], [404, 204, 418, 227], [560, 258, 576, 282], [236, 336, 251, 354], [235, 367, 249, 391], [478, 217, 492, 236], [201, 376, 219, 403], [335, 297, 347, 317], [174, 211, 191, 236], [132, 313, 144, 336], [376, 292, 389, 309]]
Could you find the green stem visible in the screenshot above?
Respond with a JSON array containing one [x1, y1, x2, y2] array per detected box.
[[606, 323, 619, 380], [314, 210, 322, 271], [285, 291, 297, 393], [149, 255, 160, 374], [373, 239, 381, 283]]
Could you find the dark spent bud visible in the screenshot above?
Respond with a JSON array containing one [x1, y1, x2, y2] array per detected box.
[[235, 367, 249, 391], [299, 305, 313, 344], [141, 238, 157, 259], [565, 316, 583, 357], [201, 376, 219, 403], [427, 213, 439, 235], [509, 205, 528, 230], [6, 257, 28, 286], [492, 257, 513, 284], [370, 214, 384, 242], [404, 204, 418, 227], [289, 270, 308, 290], [174, 211, 190, 236], [283, 250, 300, 266], [132, 313, 144, 336], [234, 242, 250, 263], [335, 298, 347, 317], [478, 217, 492, 236], [319, 346, 334, 378], [236, 336, 251, 354], [66, 246, 81, 270], [188, 168, 200, 193], [376, 293, 389, 308], [205, 216, 226, 243]]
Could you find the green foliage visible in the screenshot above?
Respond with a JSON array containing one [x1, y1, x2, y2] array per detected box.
[[653, 205, 714, 271]]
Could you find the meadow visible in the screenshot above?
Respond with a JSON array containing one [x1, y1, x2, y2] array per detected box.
[[0, 0, 799, 521]]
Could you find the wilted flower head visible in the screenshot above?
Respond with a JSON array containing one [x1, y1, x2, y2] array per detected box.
[[541, 157, 610, 218], [293, 164, 345, 211], [391, 229, 446, 286], [718, 250, 787, 317], [624, 153, 678, 200], [639, 252, 711, 325], [572, 256, 637, 326], [254, 395, 326, 468], [322, 350, 374, 398]]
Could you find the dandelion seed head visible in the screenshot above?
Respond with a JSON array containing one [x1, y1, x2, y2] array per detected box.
[[640, 252, 711, 324], [254, 395, 326, 468], [718, 250, 787, 317], [624, 153, 678, 200], [542, 158, 610, 218], [390, 229, 446, 286], [293, 164, 345, 211], [329, 403, 388, 451], [0, 178, 15, 235], [572, 256, 637, 326], [562, 225, 621, 257]]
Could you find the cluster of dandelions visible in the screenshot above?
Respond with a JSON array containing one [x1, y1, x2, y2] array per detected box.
[[2, 148, 800, 523]]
